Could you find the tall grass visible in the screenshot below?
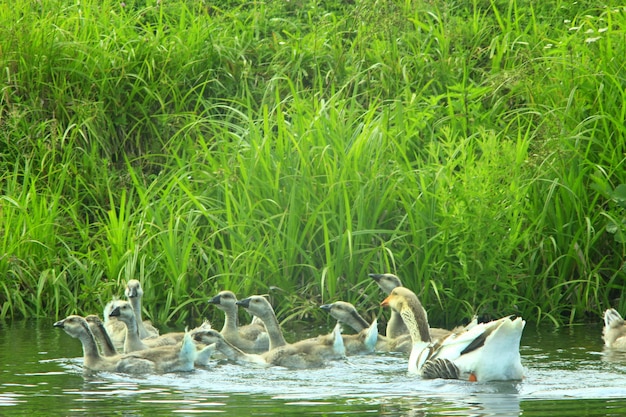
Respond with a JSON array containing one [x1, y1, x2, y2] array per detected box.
[[1, 0, 625, 328]]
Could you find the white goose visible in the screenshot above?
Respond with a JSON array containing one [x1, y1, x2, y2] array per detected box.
[[603, 308, 626, 349], [208, 290, 269, 353], [54, 315, 198, 374], [381, 287, 525, 382]]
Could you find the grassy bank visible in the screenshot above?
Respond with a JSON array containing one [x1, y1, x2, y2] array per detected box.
[[1, 0, 625, 328]]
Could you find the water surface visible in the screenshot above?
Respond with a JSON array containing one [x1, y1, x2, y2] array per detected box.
[[1, 319, 625, 416]]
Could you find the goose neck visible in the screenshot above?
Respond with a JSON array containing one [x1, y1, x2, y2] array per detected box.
[[400, 302, 431, 344], [258, 313, 287, 349]]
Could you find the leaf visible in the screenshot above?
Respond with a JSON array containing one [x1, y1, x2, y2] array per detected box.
[[606, 222, 619, 234], [611, 184, 626, 208]]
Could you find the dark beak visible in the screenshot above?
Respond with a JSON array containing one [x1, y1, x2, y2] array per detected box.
[[208, 294, 221, 305], [236, 298, 251, 308], [369, 273, 383, 282], [109, 306, 121, 317]]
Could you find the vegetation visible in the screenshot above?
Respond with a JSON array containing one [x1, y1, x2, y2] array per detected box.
[[1, 0, 625, 328]]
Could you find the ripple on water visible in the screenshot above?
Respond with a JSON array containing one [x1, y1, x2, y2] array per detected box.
[[5, 323, 626, 416]]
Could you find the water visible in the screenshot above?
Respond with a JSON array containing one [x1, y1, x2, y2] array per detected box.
[[1, 319, 626, 416]]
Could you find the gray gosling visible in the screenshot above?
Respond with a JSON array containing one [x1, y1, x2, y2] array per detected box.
[[317, 318, 378, 356], [108, 301, 182, 353], [208, 290, 269, 353], [235, 296, 288, 351], [369, 273, 452, 341], [103, 298, 127, 349], [102, 279, 159, 349], [193, 323, 345, 369], [85, 315, 118, 357], [320, 301, 412, 353], [54, 315, 198, 374], [369, 273, 409, 338], [125, 279, 160, 339]]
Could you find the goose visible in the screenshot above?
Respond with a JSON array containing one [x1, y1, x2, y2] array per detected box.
[[319, 301, 467, 353], [263, 323, 346, 367], [369, 273, 408, 338], [320, 301, 412, 353], [234, 295, 349, 365], [54, 315, 199, 374], [369, 273, 453, 341], [85, 315, 118, 357], [235, 296, 287, 350], [603, 308, 626, 349], [108, 301, 181, 353], [207, 290, 269, 353], [193, 323, 346, 369], [125, 279, 160, 339], [102, 280, 159, 347], [189, 321, 218, 366], [381, 286, 525, 382], [103, 298, 127, 348]]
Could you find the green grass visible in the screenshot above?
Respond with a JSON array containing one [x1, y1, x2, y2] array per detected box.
[[1, 0, 625, 329]]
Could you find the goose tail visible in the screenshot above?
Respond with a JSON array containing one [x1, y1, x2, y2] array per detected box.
[[179, 329, 197, 371], [195, 343, 216, 367], [604, 308, 625, 329], [331, 323, 346, 358], [363, 319, 378, 352]]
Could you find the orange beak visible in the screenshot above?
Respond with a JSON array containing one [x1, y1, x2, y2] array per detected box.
[[381, 295, 391, 307]]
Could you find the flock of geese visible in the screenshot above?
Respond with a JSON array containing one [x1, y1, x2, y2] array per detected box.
[[54, 273, 626, 382]]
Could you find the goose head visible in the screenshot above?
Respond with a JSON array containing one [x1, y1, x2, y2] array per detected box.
[[125, 279, 144, 299], [369, 273, 403, 295], [85, 314, 104, 328], [236, 296, 273, 319], [192, 328, 224, 346], [54, 315, 93, 340], [320, 301, 370, 331], [381, 287, 431, 343], [208, 290, 238, 312], [108, 300, 136, 325]]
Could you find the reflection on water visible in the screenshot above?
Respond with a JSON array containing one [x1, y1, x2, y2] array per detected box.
[[1, 320, 626, 416]]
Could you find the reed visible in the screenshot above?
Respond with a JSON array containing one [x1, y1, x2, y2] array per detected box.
[[1, 0, 625, 327]]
